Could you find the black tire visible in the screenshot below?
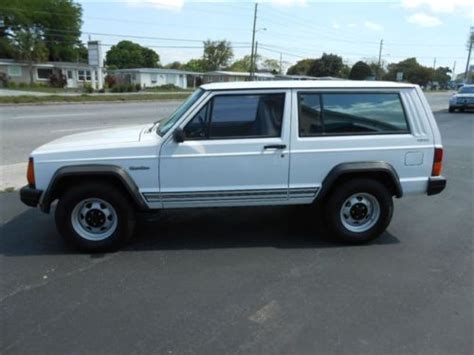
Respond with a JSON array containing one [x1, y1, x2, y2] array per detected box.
[[448, 106, 455, 113], [324, 178, 393, 243], [459, 108, 465, 113], [55, 182, 135, 252]]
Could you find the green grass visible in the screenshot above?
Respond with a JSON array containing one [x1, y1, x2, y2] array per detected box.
[[0, 93, 189, 104], [5, 86, 80, 94]]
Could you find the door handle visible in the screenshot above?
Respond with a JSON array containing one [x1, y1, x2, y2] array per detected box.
[[264, 144, 286, 150]]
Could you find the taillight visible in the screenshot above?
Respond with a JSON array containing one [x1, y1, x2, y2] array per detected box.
[[431, 148, 443, 176], [27, 157, 35, 186]]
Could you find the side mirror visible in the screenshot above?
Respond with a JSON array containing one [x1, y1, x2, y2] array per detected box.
[[173, 128, 185, 143]]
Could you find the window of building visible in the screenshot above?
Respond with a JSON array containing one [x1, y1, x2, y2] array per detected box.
[[78, 70, 91, 81], [183, 93, 285, 140], [298, 92, 409, 136], [8, 66, 22, 77], [37, 68, 53, 80], [67, 70, 73, 79], [151, 74, 158, 84]]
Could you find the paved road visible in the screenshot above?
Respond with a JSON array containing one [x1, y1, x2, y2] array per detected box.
[[0, 101, 181, 166], [1, 110, 472, 354]]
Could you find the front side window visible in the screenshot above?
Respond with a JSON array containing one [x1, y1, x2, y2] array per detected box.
[[298, 92, 409, 136], [187, 93, 284, 139], [159, 88, 205, 136]]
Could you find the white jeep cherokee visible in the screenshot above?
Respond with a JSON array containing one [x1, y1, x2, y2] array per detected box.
[[20, 81, 446, 251]]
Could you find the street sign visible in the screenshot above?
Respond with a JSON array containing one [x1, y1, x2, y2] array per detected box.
[[87, 41, 102, 67], [396, 72, 403, 81]]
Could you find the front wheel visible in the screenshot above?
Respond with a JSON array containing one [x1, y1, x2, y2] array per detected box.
[[324, 179, 393, 243], [448, 106, 455, 113], [55, 182, 135, 252]]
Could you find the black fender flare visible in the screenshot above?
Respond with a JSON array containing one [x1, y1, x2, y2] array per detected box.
[[317, 161, 403, 200], [39, 164, 148, 213]]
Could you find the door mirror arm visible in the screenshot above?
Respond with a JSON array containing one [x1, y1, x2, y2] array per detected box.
[[173, 128, 185, 143]]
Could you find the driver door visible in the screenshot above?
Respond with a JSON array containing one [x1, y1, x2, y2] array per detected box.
[[159, 90, 291, 208]]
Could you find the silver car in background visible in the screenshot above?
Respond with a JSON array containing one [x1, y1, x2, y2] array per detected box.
[[449, 85, 474, 112]]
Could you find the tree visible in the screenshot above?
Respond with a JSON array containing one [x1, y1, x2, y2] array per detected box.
[[183, 58, 206, 72], [228, 55, 255, 72], [432, 66, 452, 87], [11, 27, 48, 84], [307, 53, 344, 77], [0, 0, 85, 62], [384, 58, 433, 86], [286, 59, 315, 75], [260, 58, 280, 73], [105, 41, 160, 69], [165, 61, 182, 69], [202, 40, 233, 71], [349, 61, 373, 80]]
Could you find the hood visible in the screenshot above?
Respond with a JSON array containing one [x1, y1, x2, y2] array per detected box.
[[34, 124, 149, 154], [454, 93, 474, 98]]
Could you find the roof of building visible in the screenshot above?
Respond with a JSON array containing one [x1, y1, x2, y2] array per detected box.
[[0, 58, 95, 68], [109, 68, 199, 75], [206, 71, 275, 78], [201, 80, 417, 91]]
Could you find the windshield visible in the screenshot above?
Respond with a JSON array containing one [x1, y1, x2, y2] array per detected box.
[[459, 86, 474, 94], [158, 89, 205, 136]]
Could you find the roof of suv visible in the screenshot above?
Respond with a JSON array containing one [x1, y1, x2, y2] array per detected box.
[[201, 80, 417, 91]]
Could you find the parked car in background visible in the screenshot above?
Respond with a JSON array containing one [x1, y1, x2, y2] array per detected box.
[[20, 80, 446, 252], [449, 84, 474, 112]]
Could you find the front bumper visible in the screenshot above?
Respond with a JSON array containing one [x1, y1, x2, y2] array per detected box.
[[427, 177, 446, 196], [20, 185, 43, 207]]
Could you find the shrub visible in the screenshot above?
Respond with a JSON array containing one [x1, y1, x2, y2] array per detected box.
[[83, 83, 94, 93], [98, 88, 105, 94], [105, 74, 117, 88], [0, 73, 9, 87], [48, 73, 67, 88], [135, 83, 141, 92]]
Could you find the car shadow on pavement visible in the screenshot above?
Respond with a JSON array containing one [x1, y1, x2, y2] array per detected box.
[[0, 205, 400, 256]]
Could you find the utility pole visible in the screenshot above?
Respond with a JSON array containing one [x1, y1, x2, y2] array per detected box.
[[377, 39, 383, 80], [452, 60, 456, 80], [249, 2, 258, 81], [279, 52, 283, 74], [464, 37, 473, 83], [254, 41, 259, 77], [433, 57, 436, 69]]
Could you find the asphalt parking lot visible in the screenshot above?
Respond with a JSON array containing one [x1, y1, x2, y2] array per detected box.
[[0, 109, 473, 354]]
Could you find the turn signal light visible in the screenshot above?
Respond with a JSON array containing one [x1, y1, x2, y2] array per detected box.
[[27, 157, 35, 186], [431, 148, 443, 176]]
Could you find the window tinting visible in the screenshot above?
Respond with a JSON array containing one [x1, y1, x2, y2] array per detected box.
[[297, 93, 409, 136], [323, 94, 408, 134], [299, 93, 323, 136], [209, 94, 285, 139]]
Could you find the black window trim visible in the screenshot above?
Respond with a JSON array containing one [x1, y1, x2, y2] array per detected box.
[[297, 90, 411, 138], [183, 91, 287, 141]]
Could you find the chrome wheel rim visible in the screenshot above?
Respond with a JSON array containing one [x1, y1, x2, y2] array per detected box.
[[340, 193, 380, 233], [71, 198, 118, 241]]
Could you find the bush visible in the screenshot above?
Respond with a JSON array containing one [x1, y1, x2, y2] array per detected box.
[[0, 73, 9, 87], [83, 83, 94, 93], [135, 83, 141, 92], [105, 74, 117, 88], [48, 73, 67, 88]]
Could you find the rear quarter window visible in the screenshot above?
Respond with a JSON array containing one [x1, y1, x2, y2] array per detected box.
[[298, 92, 410, 136]]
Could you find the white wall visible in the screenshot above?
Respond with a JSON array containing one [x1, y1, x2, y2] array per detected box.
[[138, 73, 187, 89]]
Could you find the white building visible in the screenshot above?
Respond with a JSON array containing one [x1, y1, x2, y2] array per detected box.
[[109, 68, 200, 89]]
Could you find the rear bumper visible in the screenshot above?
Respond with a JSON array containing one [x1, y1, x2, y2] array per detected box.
[[427, 177, 446, 196], [20, 185, 43, 207]]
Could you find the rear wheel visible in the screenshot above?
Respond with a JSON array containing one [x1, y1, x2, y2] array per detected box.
[[55, 182, 135, 252], [324, 178, 393, 243], [448, 106, 455, 113]]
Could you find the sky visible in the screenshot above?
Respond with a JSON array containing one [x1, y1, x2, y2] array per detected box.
[[77, 0, 473, 75]]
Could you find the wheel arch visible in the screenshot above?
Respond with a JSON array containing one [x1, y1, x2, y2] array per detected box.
[[39, 164, 148, 213], [317, 161, 403, 202]]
